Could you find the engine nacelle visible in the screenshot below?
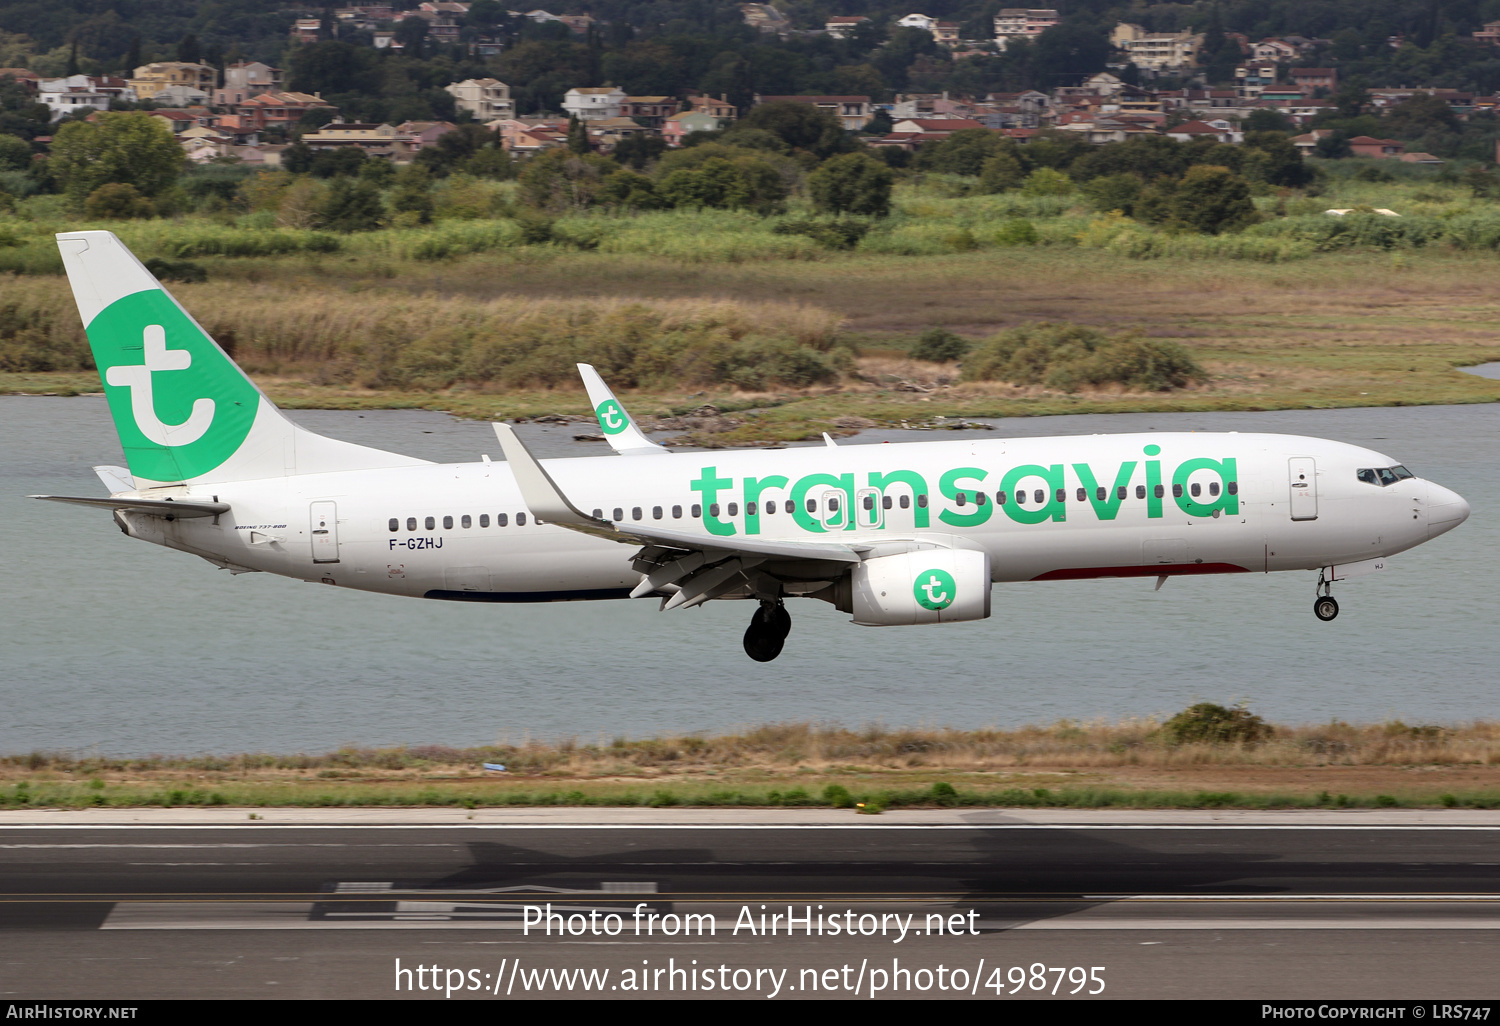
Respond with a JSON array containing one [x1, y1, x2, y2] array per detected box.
[[850, 549, 991, 626]]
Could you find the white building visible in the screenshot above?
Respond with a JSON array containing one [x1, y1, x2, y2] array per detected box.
[[562, 86, 626, 120], [896, 13, 936, 31], [445, 78, 514, 122], [37, 75, 136, 121], [215, 62, 281, 106], [993, 9, 1059, 49]]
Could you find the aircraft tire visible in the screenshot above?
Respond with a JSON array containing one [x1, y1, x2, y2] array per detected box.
[[1313, 595, 1340, 622], [743, 622, 786, 662]]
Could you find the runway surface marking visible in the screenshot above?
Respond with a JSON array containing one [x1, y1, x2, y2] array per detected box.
[[98, 895, 1500, 931]]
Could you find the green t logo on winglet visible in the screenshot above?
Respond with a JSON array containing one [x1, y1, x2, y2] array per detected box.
[[595, 399, 628, 435], [914, 568, 956, 610]]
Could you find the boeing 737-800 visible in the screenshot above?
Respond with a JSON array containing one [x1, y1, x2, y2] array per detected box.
[[34, 231, 1471, 661]]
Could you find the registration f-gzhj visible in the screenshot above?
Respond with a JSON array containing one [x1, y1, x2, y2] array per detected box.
[[35, 231, 1471, 661]]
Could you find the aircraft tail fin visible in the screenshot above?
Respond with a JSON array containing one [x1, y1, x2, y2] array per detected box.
[[57, 231, 428, 488]]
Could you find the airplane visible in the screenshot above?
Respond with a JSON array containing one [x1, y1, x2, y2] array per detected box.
[[33, 231, 1471, 662]]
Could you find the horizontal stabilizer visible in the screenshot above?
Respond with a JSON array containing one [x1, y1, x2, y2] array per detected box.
[[29, 494, 230, 519], [93, 465, 135, 495]]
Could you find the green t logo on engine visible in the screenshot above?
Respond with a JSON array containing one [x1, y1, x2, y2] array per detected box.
[[914, 568, 957, 610]]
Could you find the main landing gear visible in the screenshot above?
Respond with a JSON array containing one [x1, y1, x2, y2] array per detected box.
[[1313, 570, 1340, 622], [744, 599, 792, 662]]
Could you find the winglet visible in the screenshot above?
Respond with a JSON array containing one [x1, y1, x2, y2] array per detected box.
[[492, 423, 617, 534], [577, 363, 668, 456]]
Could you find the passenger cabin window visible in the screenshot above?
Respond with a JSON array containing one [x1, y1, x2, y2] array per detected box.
[[1190, 484, 1201, 498], [592, 508, 603, 519], [975, 492, 986, 506], [632, 507, 642, 521], [613, 507, 624, 521], [516, 512, 527, 526], [806, 499, 817, 513], [763, 502, 774, 515], [1209, 482, 1220, 497], [1135, 486, 1146, 499], [692, 504, 701, 518], [672, 505, 682, 519], [1154, 485, 1165, 499], [1172, 485, 1183, 499], [1035, 490, 1046, 504], [996, 490, 1007, 505], [710, 503, 721, 517], [862, 496, 874, 511], [443, 515, 453, 529], [1117, 486, 1127, 500], [461, 515, 471, 528], [954, 493, 966, 507], [1055, 489, 1065, 503], [497, 513, 508, 527], [388, 518, 399, 532], [1227, 482, 1238, 495], [407, 517, 417, 531], [747, 502, 758, 516], [1077, 488, 1087, 502], [480, 514, 490, 527], [653, 506, 663, 520], [784, 500, 795, 513], [728, 502, 739, 516], [1016, 490, 1027, 505], [425, 516, 435, 531], [882, 496, 893, 510], [917, 494, 928, 508], [899, 495, 910, 509]]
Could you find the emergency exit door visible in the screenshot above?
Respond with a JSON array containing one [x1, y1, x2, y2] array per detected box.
[[310, 501, 340, 563], [1288, 458, 1318, 521]]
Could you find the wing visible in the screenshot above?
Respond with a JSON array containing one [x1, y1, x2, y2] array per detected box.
[[576, 363, 668, 456], [491, 423, 867, 608]]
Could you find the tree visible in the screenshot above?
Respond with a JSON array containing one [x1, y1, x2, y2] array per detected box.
[[1080, 172, 1143, 214], [318, 178, 384, 231], [913, 128, 1011, 176], [517, 148, 618, 211], [1169, 165, 1258, 234], [50, 112, 185, 207], [567, 114, 589, 154], [807, 151, 893, 217], [1315, 132, 1353, 159], [390, 164, 435, 223], [1244, 108, 1293, 133], [1384, 92, 1459, 138], [84, 182, 154, 219], [979, 152, 1025, 193], [1032, 23, 1109, 88], [0, 133, 30, 171], [394, 17, 429, 59], [612, 132, 665, 170], [176, 32, 199, 64], [1241, 131, 1313, 188], [731, 101, 855, 159]]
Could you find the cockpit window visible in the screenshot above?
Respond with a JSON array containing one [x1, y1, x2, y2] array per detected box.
[[1358, 466, 1417, 487]]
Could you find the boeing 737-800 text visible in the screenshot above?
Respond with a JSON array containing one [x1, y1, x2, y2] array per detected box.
[[33, 231, 1471, 661]]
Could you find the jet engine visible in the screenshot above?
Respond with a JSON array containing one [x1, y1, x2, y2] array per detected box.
[[849, 549, 991, 626]]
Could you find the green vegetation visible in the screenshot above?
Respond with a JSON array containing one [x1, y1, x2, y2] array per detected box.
[[962, 323, 1206, 393], [6, 710, 1500, 810]]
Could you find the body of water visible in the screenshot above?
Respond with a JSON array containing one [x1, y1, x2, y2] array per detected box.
[[2, 397, 1495, 756]]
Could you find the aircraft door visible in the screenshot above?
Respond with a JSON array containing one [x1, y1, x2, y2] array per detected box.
[[1288, 458, 1318, 521], [855, 487, 884, 529], [310, 501, 340, 563]]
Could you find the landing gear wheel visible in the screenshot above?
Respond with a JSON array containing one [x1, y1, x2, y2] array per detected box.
[[1314, 595, 1340, 622], [743, 600, 792, 662]]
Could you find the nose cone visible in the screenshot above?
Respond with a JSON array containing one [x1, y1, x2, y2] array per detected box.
[[1427, 482, 1470, 538]]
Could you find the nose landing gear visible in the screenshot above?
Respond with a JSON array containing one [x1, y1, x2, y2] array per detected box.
[[1313, 570, 1339, 622], [744, 599, 792, 662]]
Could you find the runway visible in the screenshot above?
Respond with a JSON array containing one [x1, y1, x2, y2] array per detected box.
[[2, 810, 1498, 999]]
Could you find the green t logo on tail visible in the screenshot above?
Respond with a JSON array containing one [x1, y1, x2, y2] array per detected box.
[[595, 399, 628, 435], [914, 568, 957, 610], [90, 290, 257, 481]]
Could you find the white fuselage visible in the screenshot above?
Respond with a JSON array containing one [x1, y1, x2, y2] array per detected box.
[[116, 432, 1469, 606]]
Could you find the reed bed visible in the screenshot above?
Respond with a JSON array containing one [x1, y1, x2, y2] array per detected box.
[[0, 274, 848, 390]]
